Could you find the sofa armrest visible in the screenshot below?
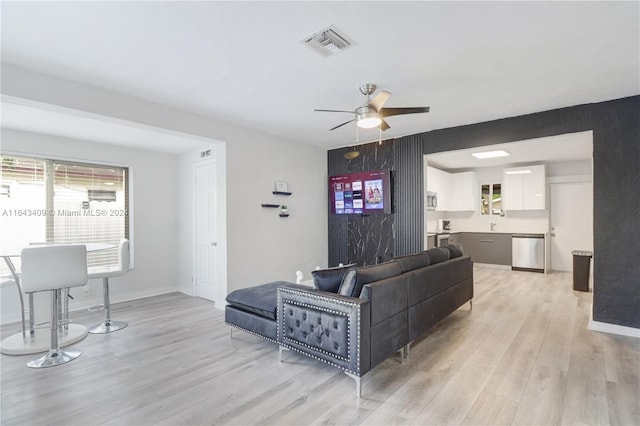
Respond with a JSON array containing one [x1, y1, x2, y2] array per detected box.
[[277, 285, 371, 377]]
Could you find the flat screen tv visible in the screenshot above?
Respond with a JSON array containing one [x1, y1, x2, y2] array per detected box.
[[329, 169, 392, 215]]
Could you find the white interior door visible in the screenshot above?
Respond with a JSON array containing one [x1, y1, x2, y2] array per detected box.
[[194, 162, 217, 302], [549, 181, 593, 272]]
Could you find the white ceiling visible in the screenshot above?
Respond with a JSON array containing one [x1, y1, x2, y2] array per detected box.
[[1, 1, 638, 154], [1, 99, 215, 154]]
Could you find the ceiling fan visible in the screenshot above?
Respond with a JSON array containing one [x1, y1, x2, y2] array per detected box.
[[315, 83, 430, 131]]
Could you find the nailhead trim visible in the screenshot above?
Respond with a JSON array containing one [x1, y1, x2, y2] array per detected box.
[[280, 341, 360, 377], [225, 322, 276, 344], [279, 287, 360, 307], [277, 287, 362, 375]]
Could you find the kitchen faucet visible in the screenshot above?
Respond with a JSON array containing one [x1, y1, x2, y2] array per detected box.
[[490, 222, 497, 231]]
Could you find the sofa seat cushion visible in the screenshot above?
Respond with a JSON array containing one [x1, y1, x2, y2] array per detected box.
[[339, 261, 402, 298], [226, 281, 308, 320], [311, 264, 356, 293]]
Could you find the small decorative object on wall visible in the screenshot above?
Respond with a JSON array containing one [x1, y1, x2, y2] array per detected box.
[[274, 181, 291, 195], [262, 181, 292, 215]]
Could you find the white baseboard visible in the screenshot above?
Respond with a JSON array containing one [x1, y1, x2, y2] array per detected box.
[[1, 286, 179, 326], [177, 289, 225, 310], [474, 263, 511, 270], [589, 310, 640, 339]]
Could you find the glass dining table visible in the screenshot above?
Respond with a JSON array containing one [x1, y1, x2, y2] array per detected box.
[[1, 242, 114, 355]]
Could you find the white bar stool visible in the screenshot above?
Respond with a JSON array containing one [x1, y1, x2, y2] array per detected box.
[[87, 239, 130, 334], [20, 244, 88, 368]]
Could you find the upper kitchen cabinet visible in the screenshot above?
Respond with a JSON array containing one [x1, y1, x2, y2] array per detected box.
[[426, 166, 477, 212], [450, 171, 477, 211], [426, 166, 451, 211], [503, 164, 546, 210]]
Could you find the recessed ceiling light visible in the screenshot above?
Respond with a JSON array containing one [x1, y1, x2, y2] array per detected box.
[[471, 150, 510, 159], [504, 169, 532, 175]]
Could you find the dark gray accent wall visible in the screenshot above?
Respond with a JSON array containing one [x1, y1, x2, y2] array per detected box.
[[327, 141, 395, 266], [327, 148, 349, 267], [393, 134, 424, 257], [590, 97, 639, 329], [327, 96, 640, 329]]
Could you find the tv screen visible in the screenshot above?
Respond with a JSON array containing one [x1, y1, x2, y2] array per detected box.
[[329, 169, 392, 214]]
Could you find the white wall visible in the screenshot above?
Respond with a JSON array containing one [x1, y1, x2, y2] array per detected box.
[[1, 129, 179, 324], [1, 65, 328, 322], [176, 125, 328, 300]]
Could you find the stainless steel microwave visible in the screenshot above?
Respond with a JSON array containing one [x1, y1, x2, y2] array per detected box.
[[426, 191, 438, 211]]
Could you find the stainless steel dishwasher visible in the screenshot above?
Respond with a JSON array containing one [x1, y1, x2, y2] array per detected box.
[[512, 234, 545, 273]]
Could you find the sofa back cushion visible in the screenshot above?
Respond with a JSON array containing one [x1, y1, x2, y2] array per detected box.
[[311, 264, 356, 293], [393, 253, 430, 273], [424, 247, 450, 265], [338, 261, 402, 297], [443, 243, 464, 259]]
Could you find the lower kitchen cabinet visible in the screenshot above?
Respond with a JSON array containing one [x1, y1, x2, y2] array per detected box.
[[456, 232, 512, 266]]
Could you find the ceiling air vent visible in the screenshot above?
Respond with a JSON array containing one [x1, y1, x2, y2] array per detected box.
[[302, 25, 353, 57]]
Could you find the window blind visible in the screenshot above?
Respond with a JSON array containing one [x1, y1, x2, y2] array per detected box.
[[1, 155, 129, 271]]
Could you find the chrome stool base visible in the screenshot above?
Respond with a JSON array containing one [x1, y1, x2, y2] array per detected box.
[[88, 320, 128, 334], [27, 349, 81, 368]]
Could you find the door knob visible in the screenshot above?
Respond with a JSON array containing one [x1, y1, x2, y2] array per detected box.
[[211, 242, 217, 246]]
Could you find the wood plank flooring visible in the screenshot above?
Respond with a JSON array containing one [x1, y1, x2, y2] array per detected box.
[[1, 267, 639, 425]]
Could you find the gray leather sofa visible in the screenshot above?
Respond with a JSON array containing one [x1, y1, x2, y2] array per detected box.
[[225, 245, 473, 397], [276, 246, 473, 396]]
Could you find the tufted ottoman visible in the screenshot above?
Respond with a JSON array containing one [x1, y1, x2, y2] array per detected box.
[[225, 281, 310, 342]]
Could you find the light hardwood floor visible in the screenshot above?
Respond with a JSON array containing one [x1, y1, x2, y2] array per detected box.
[[1, 267, 639, 425]]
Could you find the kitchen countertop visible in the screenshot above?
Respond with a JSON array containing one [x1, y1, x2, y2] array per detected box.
[[426, 231, 547, 235]]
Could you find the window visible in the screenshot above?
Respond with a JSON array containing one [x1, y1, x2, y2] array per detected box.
[[1, 155, 129, 270], [481, 183, 503, 216]]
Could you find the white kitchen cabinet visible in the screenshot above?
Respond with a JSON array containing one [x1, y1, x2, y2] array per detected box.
[[450, 171, 477, 211], [426, 166, 451, 211], [503, 165, 546, 210], [426, 167, 477, 212]]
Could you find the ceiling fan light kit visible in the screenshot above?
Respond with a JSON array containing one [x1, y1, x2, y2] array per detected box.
[[356, 110, 382, 129], [315, 83, 430, 132]]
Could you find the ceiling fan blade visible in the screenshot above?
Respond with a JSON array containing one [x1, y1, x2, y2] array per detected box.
[[315, 109, 356, 114], [330, 118, 356, 131], [380, 119, 390, 131], [368, 90, 391, 112], [380, 106, 430, 117]]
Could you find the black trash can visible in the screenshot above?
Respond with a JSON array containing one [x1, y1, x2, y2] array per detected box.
[[572, 250, 592, 292]]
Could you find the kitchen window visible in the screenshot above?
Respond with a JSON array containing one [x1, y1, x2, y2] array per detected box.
[[481, 183, 503, 216], [1, 155, 129, 270]]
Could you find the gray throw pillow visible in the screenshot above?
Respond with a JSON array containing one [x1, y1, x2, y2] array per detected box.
[[311, 264, 355, 293], [338, 261, 402, 298]]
